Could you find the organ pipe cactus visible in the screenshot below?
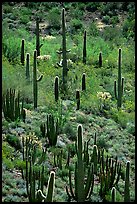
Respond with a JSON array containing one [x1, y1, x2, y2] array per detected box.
[[33, 50, 43, 109], [82, 73, 86, 91], [2, 88, 25, 122], [36, 18, 43, 56], [26, 53, 30, 81], [83, 30, 87, 64], [76, 90, 80, 110], [124, 161, 130, 202], [66, 124, 94, 202], [21, 39, 25, 65], [99, 52, 102, 67], [54, 76, 59, 102], [114, 48, 124, 109], [37, 171, 55, 202], [47, 114, 59, 146]]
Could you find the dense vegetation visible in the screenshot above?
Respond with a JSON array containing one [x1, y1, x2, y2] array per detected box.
[[2, 2, 135, 202]]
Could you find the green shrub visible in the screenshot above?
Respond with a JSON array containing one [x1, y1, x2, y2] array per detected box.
[[102, 15, 110, 24], [69, 18, 83, 34], [47, 7, 61, 30], [88, 22, 99, 37]]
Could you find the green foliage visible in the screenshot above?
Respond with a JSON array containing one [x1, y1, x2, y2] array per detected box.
[[47, 7, 61, 30], [69, 18, 83, 34]]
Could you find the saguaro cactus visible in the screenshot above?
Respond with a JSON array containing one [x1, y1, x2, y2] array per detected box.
[[36, 18, 43, 56], [82, 73, 86, 91], [99, 52, 102, 67], [66, 124, 94, 202], [76, 90, 80, 110], [21, 39, 25, 65], [26, 53, 30, 81], [47, 114, 59, 146], [83, 30, 87, 64], [124, 161, 130, 202], [61, 8, 71, 93], [114, 48, 124, 109], [33, 50, 43, 109], [37, 171, 55, 202], [54, 76, 59, 102]]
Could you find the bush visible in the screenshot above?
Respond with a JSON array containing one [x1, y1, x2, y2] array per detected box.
[[102, 15, 110, 24], [47, 7, 61, 30], [69, 18, 83, 34], [88, 22, 99, 37]]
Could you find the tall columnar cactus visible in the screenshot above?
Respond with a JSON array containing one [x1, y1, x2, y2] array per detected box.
[[61, 8, 71, 93], [26, 53, 30, 81], [47, 114, 59, 146], [54, 76, 59, 102], [114, 48, 124, 109], [2, 88, 25, 122], [111, 186, 116, 202], [83, 30, 87, 64], [99, 52, 102, 67], [36, 18, 43, 56], [37, 171, 55, 202], [124, 161, 130, 202], [82, 73, 86, 91], [76, 90, 80, 110], [33, 50, 43, 109], [21, 39, 25, 65], [66, 124, 94, 202]]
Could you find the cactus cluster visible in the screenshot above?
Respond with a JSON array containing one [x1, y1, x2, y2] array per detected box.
[[2, 88, 26, 122], [66, 124, 94, 202], [114, 48, 124, 109], [22, 135, 55, 202], [40, 114, 59, 147]]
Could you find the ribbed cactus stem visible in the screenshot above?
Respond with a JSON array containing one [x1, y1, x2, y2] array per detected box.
[[46, 171, 55, 202], [54, 76, 59, 102], [82, 73, 86, 91], [36, 18, 43, 56], [77, 124, 85, 202], [83, 30, 87, 64], [26, 53, 30, 80], [124, 161, 130, 202], [92, 145, 98, 174], [33, 50, 38, 109], [111, 186, 116, 202], [62, 8, 68, 92], [76, 90, 80, 110], [99, 52, 102, 67], [21, 39, 25, 65], [114, 48, 124, 109]]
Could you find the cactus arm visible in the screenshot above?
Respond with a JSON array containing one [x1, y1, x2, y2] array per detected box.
[[37, 74, 43, 82], [84, 164, 94, 200]]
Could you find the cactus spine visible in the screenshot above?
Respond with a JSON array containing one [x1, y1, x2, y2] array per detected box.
[[26, 53, 30, 81], [33, 50, 43, 109], [54, 76, 59, 102], [99, 52, 102, 67], [83, 30, 87, 64], [124, 161, 130, 202], [37, 171, 55, 202], [21, 39, 25, 65], [66, 125, 94, 202], [36, 18, 43, 56], [114, 48, 124, 109], [82, 73, 86, 91], [76, 90, 80, 110]]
